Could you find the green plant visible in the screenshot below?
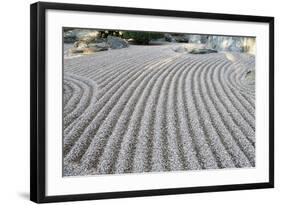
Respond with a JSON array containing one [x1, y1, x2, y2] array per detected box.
[[123, 32, 163, 44], [99, 30, 123, 38]]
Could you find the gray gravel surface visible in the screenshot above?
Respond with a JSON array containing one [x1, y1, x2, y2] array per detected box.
[[63, 44, 255, 176]]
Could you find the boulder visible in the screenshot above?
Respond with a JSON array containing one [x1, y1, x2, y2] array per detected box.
[[79, 31, 100, 43], [64, 29, 100, 43], [107, 36, 129, 49], [64, 34, 76, 43], [188, 35, 209, 44], [206, 36, 256, 54], [244, 38, 256, 55], [69, 42, 109, 54], [188, 48, 217, 54], [69, 47, 84, 54], [188, 35, 201, 43], [174, 34, 190, 42], [184, 43, 206, 52], [172, 46, 187, 53], [172, 43, 211, 53], [199, 35, 209, 44], [73, 41, 88, 49], [164, 33, 176, 42], [88, 42, 110, 51], [94, 38, 107, 43]]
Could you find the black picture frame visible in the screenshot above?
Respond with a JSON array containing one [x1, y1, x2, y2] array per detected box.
[[30, 1, 274, 203]]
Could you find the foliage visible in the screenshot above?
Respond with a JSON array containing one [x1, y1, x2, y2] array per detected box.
[[122, 32, 164, 44], [99, 30, 123, 38]]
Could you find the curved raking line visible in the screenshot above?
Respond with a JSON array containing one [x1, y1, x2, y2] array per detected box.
[[63, 73, 98, 155]]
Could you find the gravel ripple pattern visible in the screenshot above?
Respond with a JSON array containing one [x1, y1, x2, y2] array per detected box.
[[63, 44, 255, 176]]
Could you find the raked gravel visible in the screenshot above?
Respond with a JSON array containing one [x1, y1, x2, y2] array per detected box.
[[63, 44, 255, 176]]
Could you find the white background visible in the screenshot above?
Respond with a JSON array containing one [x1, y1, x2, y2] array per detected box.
[[0, 0, 279, 204]]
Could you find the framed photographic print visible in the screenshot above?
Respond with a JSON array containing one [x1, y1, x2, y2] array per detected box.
[[30, 1, 274, 203]]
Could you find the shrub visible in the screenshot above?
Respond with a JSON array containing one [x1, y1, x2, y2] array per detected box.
[[99, 30, 123, 38], [123, 32, 163, 45]]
